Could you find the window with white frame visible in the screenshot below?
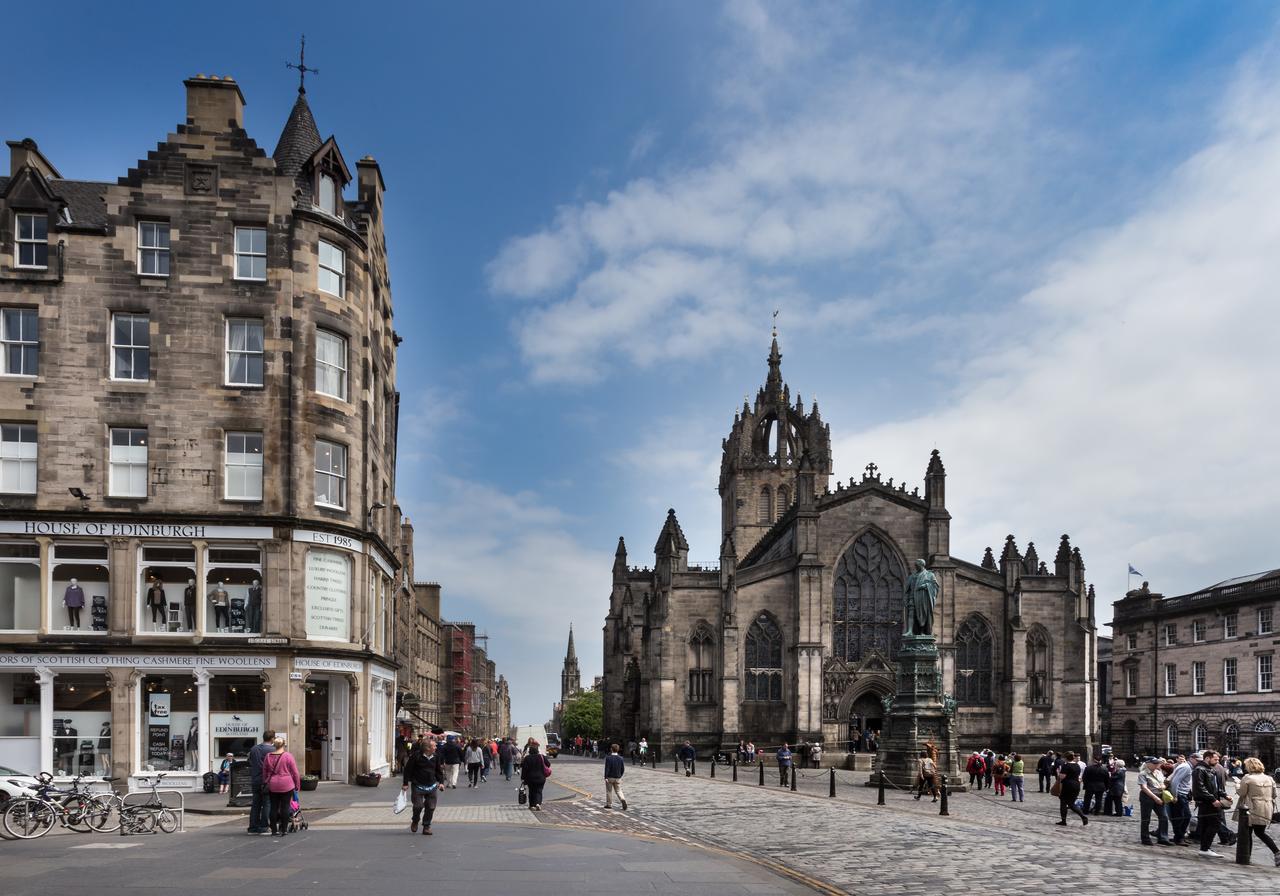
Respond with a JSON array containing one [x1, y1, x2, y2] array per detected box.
[[225, 318, 264, 386], [14, 213, 48, 268], [314, 439, 346, 509], [1260, 654, 1274, 693], [1166, 723, 1178, 756], [1192, 619, 1206, 642], [1193, 724, 1208, 752], [137, 221, 170, 276], [2, 307, 38, 376], [1225, 612, 1238, 638], [315, 329, 347, 400], [234, 226, 266, 280], [1162, 623, 1177, 646], [1126, 632, 1137, 651], [1260, 607, 1274, 636], [1164, 663, 1177, 696], [224, 432, 263, 501], [318, 174, 337, 215], [318, 241, 345, 297], [110, 313, 150, 381], [1224, 658, 1238, 694], [1192, 660, 1205, 695], [108, 428, 147, 498], [1125, 667, 1138, 697], [0, 424, 37, 494]]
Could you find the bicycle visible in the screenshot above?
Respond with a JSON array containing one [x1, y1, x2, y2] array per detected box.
[[117, 773, 179, 835], [2, 773, 100, 840]]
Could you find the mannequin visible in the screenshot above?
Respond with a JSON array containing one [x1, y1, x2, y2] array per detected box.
[[183, 579, 197, 631], [209, 581, 229, 632], [146, 578, 166, 630], [97, 721, 111, 776], [188, 717, 199, 771], [246, 579, 263, 632], [63, 578, 85, 629]]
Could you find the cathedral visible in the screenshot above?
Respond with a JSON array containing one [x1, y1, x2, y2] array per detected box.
[[602, 336, 1100, 762]]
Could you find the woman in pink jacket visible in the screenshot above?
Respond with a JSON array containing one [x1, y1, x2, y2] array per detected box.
[[261, 737, 301, 836]]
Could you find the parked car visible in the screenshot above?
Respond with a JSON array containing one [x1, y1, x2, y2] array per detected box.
[[0, 766, 39, 808]]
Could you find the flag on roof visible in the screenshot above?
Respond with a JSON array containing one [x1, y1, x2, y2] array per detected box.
[[1128, 564, 1143, 576]]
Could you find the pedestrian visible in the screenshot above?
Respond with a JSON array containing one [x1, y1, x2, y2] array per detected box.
[[1054, 751, 1088, 827], [1008, 752, 1025, 802], [401, 738, 444, 835], [967, 751, 985, 790], [520, 741, 549, 811], [261, 736, 300, 837], [1103, 758, 1126, 817], [992, 755, 1008, 796], [481, 739, 493, 782], [745, 741, 756, 764], [465, 738, 484, 787], [246, 729, 276, 835], [638, 737, 649, 767], [1081, 756, 1109, 815], [983, 749, 995, 790], [1037, 750, 1054, 793], [738, 739, 748, 763], [218, 752, 234, 794], [1137, 756, 1173, 845], [1209, 752, 1239, 847], [776, 743, 793, 786], [678, 740, 696, 776], [798, 741, 811, 769], [1192, 750, 1230, 857], [1236, 757, 1280, 866], [604, 743, 628, 811], [498, 738, 515, 781], [914, 750, 938, 802], [440, 735, 462, 789], [811, 741, 822, 768], [1168, 753, 1192, 844]]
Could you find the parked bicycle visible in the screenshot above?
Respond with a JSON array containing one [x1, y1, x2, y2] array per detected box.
[[115, 773, 179, 835], [2, 773, 100, 840]]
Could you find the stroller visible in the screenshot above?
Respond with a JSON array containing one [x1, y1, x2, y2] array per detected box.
[[287, 791, 309, 833]]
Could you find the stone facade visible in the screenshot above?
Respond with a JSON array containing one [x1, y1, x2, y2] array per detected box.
[[1108, 571, 1280, 767], [602, 336, 1100, 762], [0, 75, 403, 787]]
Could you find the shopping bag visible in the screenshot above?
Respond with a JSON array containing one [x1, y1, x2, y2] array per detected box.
[[393, 789, 408, 815], [517, 784, 527, 806]]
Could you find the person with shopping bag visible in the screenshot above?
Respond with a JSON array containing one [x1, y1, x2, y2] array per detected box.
[[401, 738, 446, 835], [262, 736, 301, 837]]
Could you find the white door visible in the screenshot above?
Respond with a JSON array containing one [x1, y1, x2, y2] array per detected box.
[[328, 678, 349, 781]]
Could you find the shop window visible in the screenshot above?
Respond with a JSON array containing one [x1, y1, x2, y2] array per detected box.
[[51, 542, 110, 633], [139, 675, 198, 772], [0, 672, 39, 745], [209, 675, 266, 759], [52, 674, 111, 777], [0, 542, 40, 631], [205, 546, 263, 635], [138, 544, 197, 633]]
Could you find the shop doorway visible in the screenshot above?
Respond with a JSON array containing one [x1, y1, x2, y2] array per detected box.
[[304, 676, 349, 781]]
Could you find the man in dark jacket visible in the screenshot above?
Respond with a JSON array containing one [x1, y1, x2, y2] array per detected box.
[[498, 739, 514, 780], [439, 736, 462, 789], [1081, 757, 1110, 814], [246, 729, 275, 835], [604, 743, 628, 810], [1191, 750, 1229, 857], [1037, 751, 1055, 792], [401, 738, 446, 835], [678, 741, 697, 776]]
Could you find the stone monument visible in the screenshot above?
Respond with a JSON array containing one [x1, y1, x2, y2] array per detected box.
[[870, 559, 965, 790]]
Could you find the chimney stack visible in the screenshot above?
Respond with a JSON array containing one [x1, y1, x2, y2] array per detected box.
[[183, 75, 246, 132], [7, 138, 60, 179]]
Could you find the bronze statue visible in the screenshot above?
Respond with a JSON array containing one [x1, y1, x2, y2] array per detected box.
[[903, 559, 939, 637]]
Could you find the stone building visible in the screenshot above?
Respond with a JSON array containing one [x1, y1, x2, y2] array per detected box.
[[0, 74, 404, 787], [602, 336, 1100, 761], [552, 626, 582, 734], [1109, 571, 1280, 767], [402, 578, 444, 729]]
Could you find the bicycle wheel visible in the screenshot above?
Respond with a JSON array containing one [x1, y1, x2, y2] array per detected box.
[[155, 808, 179, 833], [119, 806, 156, 835], [3, 798, 56, 840], [62, 794, 97, 832], [86, 794, 122, 833]]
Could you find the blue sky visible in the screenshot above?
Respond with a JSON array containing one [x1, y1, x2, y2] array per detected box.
[[9, 1, 1280, 724]]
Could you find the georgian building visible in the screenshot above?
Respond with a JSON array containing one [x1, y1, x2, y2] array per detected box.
[[0, 74, 404, 787], [602, 336, 1100, 761], [1109, 571, 1280, 767]]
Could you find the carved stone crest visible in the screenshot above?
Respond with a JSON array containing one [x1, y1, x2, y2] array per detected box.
[[185, 163, 218, 195]]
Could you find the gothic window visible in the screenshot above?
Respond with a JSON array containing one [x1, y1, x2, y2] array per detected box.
[[1223, 722, 1240, 755], [1027, 627, 1051, 706], [954, 615, 994, 704], [757, 486, 772, 524], [688, 626, 715, 703], [744, 612, 783, 702], [776, 485, 789, 520], [832, 532, 907, 662]]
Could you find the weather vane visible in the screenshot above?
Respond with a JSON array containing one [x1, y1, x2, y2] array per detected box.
[[286, 35, 318, 94], [772, 308, 779, 338]]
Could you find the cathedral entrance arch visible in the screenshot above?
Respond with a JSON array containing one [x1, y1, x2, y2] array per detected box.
[[836, 676, 893, 752]]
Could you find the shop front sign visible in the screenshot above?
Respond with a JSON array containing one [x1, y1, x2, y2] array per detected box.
[[294, 657, 363, 674], [0, 653, 278, 669], [0, 520, 273, 539], [210, 712, 265, 739], [304, 549, 351, 641]]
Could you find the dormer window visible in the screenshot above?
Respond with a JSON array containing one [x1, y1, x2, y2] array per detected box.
[[14, 213, 48, 269], [318, 174, 337, 215]]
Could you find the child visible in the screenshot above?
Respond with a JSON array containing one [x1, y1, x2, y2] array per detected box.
[[993, 755, 1008, 796], [218, 752, 234, 794]]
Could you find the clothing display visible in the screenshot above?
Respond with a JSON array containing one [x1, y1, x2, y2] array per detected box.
[[91, 595, 108, 631], [146, 583, 166, 625], [210, 584, 229, 629], [183, 582, 197, 630], [246, 581, 263, 632], [64, 581, 85, 628]]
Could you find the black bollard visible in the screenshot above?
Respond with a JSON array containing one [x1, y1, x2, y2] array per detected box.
[[877, 770, 886, 806], [829, 767, 836, 798], [1236, 808, 1251, 865], [710, 758, 715, 778], [732, 758, 738, 782], [675, 756, 680, 774], [759, 761, 765, 786], [790, 766, 798, 791], [939, 782, 950, 816]]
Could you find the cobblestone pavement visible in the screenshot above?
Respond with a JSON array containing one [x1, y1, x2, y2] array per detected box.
[[543, 757, 1278, 895]]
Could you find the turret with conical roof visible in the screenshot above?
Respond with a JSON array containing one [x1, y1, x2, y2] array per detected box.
[[719, 332, 832, 556]]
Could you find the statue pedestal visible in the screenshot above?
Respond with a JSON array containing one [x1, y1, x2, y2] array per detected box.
[[868, 635, 965, 791]]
